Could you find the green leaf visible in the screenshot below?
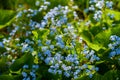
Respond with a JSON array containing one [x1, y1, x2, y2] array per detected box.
[[81, 30, 93, 42], [89, 26, 103, 37], [81, 30, 105, 51], [0, 9, 16, 29], [111, 25, 120, 36], [38, 29, 50, 40], [32, 30, 38, 39], [93, 73, 102, 80], [79, 75, 91, 80], [10, 53, 33, 71], [105, 9, 120, 21], [93, 29, 111, 48], [102, 70, 120, 80], [88, 42, 105, 51], [81, 28, 114, 51], [0, 57, 9, 73], [0, 34, 4, 38], [0, 0, 19, 9], [0, 75, 14, 80]]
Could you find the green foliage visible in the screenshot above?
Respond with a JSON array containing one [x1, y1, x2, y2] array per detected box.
[[102, 70, 120, 80], [1, 0, 120, 80], [0, 9, 16, 29], [0, 75, 14, 80], [0, 57, 9, 74], [10, 53, 33, 71], [49, 0, 70, 8], [93, 73, 102, 80], [74, 0, 89, 10], [0, 34, 4, 38], [105, 9, 120, 21], [0, 0, 19, 10], [32, 29, 50, 41], [81, 30, 103, 51]]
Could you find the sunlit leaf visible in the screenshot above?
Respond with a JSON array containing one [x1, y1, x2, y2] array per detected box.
[[105, 9, 120, 21]]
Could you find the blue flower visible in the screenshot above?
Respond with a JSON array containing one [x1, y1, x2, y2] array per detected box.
[[64, 71, 70, 77], [26, 77, 30, 80], [107, 13, 114, 19], [74, 69, 81, 75], [22, 77, 30, 80], [0, 42, 4, 47], [56, 42, 65, 48], [115, 48, 120, 55], [82, 64, 88, 69], [35, 1, 40, 6], [84, 8, 89, 13], [30, 71, 36, 77], [86, 69, 91, 73], [16, 11, 22, 18], [41, 46, 48, 51], [90, 55, 100, 62], [22, 72, 27, 77], [62, 64, 71, 71], [74, 75, 78, 79], [89, 0, 97, 4], [25, 39, 30, 44], [89, 5, 95, 11], [93, 10, 102, 21], [21, 43, 28, 52], [55, 35, 62, 42], [89, 74, 93, 78], [95, 67, 99, 71], [57, 70, 62, 74], [35, 23, 41, 28], [44, 57, 52, 64], [54, 63, 59, 69], [44, 50, 51, 57], [110, 35, 118, 41], [50, 45, 54, 49], [23, 65, 29, 69], [22, 78, 26, 80], [106, 1, 113, 9], [38, 53, 44, 60], [23, 10, 27, 13], [48, 68, 53, 73], [32, 65, 39, 69], [46, 40, 51, 45], [108, 35, 120, 58], [44, 1, 50, 5], [95, 1, 104, 9], [108, 43, 115, 50], [109, 51, 116, 58], [41, 20, 47, 28]]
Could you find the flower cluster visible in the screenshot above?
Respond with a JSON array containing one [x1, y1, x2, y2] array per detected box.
[[22, 64, 39, 80], [40, 43, 100, 79], [108, 35, 120, 58], [106, 1, 113, 9], [89, 0, 105, 21], [1, 1, 81, 79], [82, 45, 100, 62], [88, 0, 114, 21], [48, 52, 99, 79], [1, 0, 113, 79]]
